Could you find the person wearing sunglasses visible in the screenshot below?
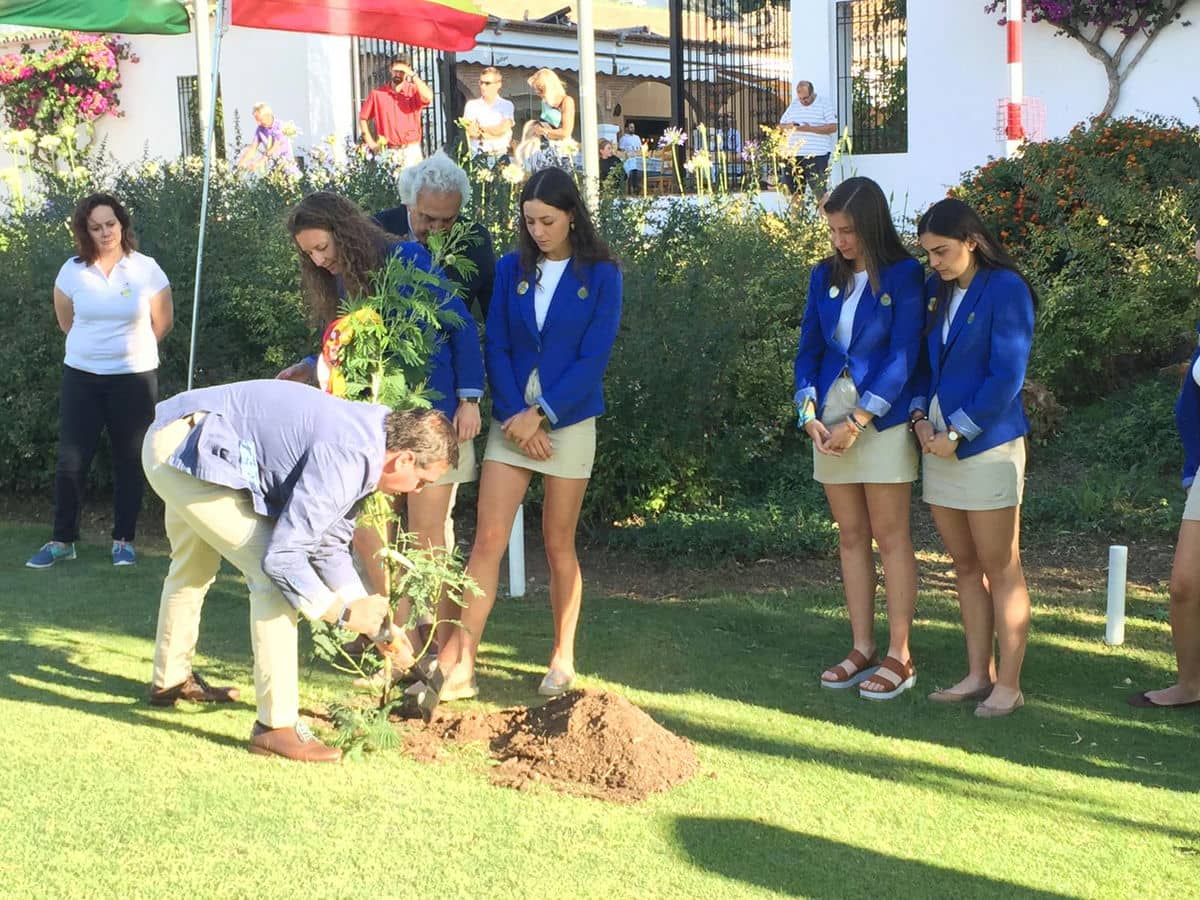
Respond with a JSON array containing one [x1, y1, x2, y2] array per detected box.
[[462, 67, 514, 161]]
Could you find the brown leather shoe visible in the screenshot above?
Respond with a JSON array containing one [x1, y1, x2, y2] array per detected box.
[[249, 721, 342, 763], [149, 673, 241, 707]]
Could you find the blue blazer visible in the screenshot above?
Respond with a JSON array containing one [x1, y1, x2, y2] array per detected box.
[[388, 242, 485, 419], [305, 242, 484, 418], [1176, 323, 1200, 489], [486, 252, 623, 428], [910, 268, 1034, 459], [793, 256, 925, 431]]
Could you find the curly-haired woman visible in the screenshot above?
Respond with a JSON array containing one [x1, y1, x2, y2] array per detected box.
[[281, 192, 484, 665]]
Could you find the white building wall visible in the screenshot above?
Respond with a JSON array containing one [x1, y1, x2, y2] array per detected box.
[[794, 0, 1200, 216], [92, 33, 191, 160], [56, 26, 353, 165]]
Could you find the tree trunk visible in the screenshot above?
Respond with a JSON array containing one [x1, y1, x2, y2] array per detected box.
[[1099, 55, 1120, 120]]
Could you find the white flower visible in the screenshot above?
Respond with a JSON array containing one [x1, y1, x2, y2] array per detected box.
[[37, 135, 63, 151], [11, 130, 35, 152], [71, 165, 90, 180], [141, 161, 160, 178], [281, 121, 299, 137], [475, 167, 495, 183], [500, 162, 525, 184]]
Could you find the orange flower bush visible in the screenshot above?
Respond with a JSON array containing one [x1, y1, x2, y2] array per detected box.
[[955, 115, 1200, 399]]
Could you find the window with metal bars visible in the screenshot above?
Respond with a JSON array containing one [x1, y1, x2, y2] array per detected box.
[[835, 0, 908, 155], [177, 75, 226, 158], [673, 0, 792, 185], [352, 38, 458, 158]]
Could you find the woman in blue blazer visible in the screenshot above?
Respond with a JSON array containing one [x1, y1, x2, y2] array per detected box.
[[283, 192, 484, 666], [1130, 239, 1200, 710], [422, 167, 623, 709], [794, 177, 925, 700], [912, 198, 1035, 718]]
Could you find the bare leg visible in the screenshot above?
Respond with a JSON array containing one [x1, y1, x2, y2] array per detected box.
[[1145, 519, 1200, 704], [968, 505, 1030, 706], [435, 461, 531, 688], [405, 483, 455, 652], [930, 504, 996, 694], [353, 524, 389, 598], [821, 483, 878, 680], [863, 481, 916, 665], [541, 475, 590, 676]]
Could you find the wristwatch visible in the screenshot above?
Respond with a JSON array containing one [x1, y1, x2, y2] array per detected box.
[[463, 397, 480, 405], [534, 404, 546, 418], [947, 429, 961, 443], [337, 602, 353, 628]]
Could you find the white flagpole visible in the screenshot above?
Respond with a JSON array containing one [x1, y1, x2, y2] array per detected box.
[[577, 0, 600, 212], [186, 0, 226, 389]]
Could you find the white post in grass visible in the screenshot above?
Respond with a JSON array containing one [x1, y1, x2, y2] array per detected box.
[[507, 503, 526, 597], [1105, 544, 1128, 646]]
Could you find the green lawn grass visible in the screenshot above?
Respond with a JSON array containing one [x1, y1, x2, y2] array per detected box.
[[1, 521, 1198, 899]]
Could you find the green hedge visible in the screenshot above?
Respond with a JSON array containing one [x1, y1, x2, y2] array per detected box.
[[0, 153, 831, 540], [955, 116, 1200, 401], [5, 120, 1196, 555]]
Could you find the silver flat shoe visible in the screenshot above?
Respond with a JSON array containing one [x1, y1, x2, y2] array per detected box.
[[538, 669, 575, 697]]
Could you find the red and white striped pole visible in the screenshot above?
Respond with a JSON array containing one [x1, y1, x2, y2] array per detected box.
[[1005, 0, 1025, 158]]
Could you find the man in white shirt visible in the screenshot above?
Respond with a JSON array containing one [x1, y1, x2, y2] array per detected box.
[[618, 121, 645, 191], [617, 120, 643, 157], [462, 67, 514, 159], [779, 80, 838, 195]]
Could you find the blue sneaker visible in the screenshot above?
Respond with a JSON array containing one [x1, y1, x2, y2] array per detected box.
[[112, 541, 137, 567], [26, 542, 76, 569]]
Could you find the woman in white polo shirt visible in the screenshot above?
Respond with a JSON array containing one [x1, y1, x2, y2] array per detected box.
[[26, 193, 173, 569]]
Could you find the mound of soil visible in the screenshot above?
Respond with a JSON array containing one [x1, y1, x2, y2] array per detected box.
[[403, 688, 698, 803]]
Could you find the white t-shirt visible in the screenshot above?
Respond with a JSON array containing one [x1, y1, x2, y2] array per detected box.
[[618, 133, 643, 155], [534, 257, 571, 331], [463, 96, 514, 155], [779, 96, 837, 156], [942, 285, 968, 342], [56, 251, 170, 375], [833, 270, 870, 351]]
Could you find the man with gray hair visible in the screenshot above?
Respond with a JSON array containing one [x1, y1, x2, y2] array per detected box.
[[374, 150, 495, 322], [779, 80, 838, 195]]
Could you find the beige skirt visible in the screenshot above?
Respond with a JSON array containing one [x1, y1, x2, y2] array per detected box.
[[433, 438, 477, 486], [922, 398, 1026, 510], [813, 375, 918, 485], [483, 370, 596, 479], [1183, 481, 1200, 521]]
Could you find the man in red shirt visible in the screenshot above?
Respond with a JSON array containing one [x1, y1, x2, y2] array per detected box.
[[359, 54, 433, 169]]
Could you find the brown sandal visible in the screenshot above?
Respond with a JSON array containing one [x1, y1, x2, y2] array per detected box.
[[859, 655, 916, 700], [820, 649, 879, 690]]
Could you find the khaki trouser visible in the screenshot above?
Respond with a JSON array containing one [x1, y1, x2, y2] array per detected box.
[[143, 417, 300, 728], [383, 142, 423, 169]]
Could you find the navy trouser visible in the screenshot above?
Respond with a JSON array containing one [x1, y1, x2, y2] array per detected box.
[[782, 153, 831, 194], [53, 365, 158, 543]]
